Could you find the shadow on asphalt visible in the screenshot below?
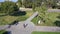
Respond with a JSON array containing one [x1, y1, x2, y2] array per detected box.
[[3, 31, 11, 34]]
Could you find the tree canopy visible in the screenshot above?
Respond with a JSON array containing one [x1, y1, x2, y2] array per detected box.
[[0, 1, 18, 15]]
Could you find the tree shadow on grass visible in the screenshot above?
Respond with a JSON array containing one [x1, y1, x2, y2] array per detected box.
[[10, 11, 26, 16], [57, 15, 60, 19], [54, 21, 60, 27], [54, 15, 60, 27], [0, 14, 7, 17]]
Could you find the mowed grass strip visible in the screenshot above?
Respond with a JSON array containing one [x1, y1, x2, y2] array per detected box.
[[32, 31, 60, 34]]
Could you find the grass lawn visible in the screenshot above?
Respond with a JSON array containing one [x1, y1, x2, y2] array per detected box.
[[32, 31, 60, 34], [0, 30, 6, 34], [32, 12, 60, 26], [0, 11, 33, 25]]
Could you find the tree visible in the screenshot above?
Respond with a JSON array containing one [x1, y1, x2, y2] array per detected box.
[[45, 0, 57, 8], [0, 1, 18, 15], [23, 0, 33, 8], [0, 5, 2, 12], [32, 0, 42, 12], [35, 4, 48, 23], [17, 0, 22, 7]]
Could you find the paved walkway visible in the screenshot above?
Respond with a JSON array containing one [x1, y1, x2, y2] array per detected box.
[[6, 22, 35, 34], [47, 9, 60, 12], [34, 26, 60, 32], [19, 8, 60, 12], [5, 22, 60, 34], [0, 25, 9, 30], [19, 7, 32, 11]]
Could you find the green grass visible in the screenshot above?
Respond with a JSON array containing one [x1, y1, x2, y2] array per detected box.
[[0, 11, 33, 25], [32, 31, 60, 34], [0, 30, 6, 34], [32, 12, 60, 26]]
